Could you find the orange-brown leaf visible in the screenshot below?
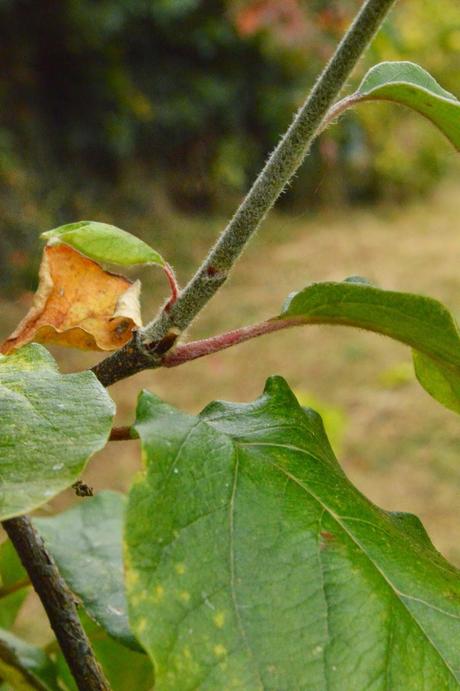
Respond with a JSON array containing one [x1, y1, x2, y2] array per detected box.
[[1, 244, 142, 354]]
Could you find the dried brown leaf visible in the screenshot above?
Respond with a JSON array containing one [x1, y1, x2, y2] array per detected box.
[[1, 244, 142, 354]]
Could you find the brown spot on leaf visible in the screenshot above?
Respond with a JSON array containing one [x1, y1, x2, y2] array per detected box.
[[320, 531, 335, 540], [320, 530, 336, 549]]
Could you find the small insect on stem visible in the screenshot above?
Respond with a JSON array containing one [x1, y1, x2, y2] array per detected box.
[[72, 480, 93, 497]]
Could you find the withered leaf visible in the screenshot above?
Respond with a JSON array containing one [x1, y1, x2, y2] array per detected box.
[[1, 244, 142, 354]]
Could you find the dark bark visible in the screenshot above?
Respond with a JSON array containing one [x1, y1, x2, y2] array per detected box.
[[2, 516, 110, 691]]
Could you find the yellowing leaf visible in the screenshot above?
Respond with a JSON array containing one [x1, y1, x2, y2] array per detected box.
[[1, 244, 142, 354]]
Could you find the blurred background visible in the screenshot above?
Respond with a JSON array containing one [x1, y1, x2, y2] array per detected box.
[[1, 0, 460, 639]]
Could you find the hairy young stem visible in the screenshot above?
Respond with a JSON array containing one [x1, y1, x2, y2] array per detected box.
[[2, 516, 110, 691], [92, 0, 396, 388], [162, 320, 302, 367]]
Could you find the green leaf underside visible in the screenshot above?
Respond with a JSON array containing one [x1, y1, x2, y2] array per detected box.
[[355, 61, 460, 150], [0, 344, 114, 520], [0, 628, 58, 690], [34, 492, 142, 652], [0, 540, 29, 629], [279, 280, 460, 414], [413, 351, 460, 414], [41, 221, 165, 267], [126, 378, 460, 690]]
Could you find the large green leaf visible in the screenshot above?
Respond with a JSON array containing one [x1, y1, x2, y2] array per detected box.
[[0, 540, 29, 629], [277, 279, 460, 413], [125, 378, 460, 690], [0, 629, 58, 690], [41, 221, 165, 267], [34, 492, 141, 652], [353, 61, 460, 150], [0, 344, 114, 520]]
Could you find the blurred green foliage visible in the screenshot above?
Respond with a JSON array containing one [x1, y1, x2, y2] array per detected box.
[[0, 0, 459, 288]]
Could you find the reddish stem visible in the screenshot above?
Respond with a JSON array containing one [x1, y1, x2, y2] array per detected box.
[[163, 318, 303, 367], [109, 426, 137, 441], [317, 94, 360, 135], [163, 263, 180, 311]]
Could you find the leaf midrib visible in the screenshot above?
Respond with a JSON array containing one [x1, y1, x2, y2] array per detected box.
[[361, 83, 460, 105], [228, 447, 265, 691]]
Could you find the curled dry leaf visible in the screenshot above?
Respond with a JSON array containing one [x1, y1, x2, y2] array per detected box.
[[1, 244, 142, 354]]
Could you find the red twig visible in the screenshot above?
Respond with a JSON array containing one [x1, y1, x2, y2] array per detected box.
[[163, 263, 180, 311], [163, 318, 303, 367], [109, 426, 137, 441]]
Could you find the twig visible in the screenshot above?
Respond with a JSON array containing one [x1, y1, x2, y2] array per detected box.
[[0, 576, 30, 599], [109, 425, 138, 441], [162, 319, 302, 367], [317, 94, 362, 135], [2, 516, 110, 691], [2, 6, 398, 689], [163, 263, 181, 311], [92, 0, 397, 388]]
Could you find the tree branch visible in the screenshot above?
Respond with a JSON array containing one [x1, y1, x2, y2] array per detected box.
[[2, 516, 110, 691], [92, 0, 396, 388], [2, 4, 398, 688]]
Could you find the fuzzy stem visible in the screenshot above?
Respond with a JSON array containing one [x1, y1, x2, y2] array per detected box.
[[92, 0, 396, 388], [141, 0, 395, 339], [2, 516, 110, 691], [146, 0, 395, 341], [163, 319, 303, 367]]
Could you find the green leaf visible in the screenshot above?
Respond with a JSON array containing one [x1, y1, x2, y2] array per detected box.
[[0, 540, 29, 629], [55, 613, 153, 691], [125, 378, 460, 689], [278, 279, 460, 414], [0, 344, 114, 520], [413, 351, 460, 415], [41, 221, 165, 267], [0, 629, 58, 690], [354, 61, 460, 150], [34, 492, 141, 652]]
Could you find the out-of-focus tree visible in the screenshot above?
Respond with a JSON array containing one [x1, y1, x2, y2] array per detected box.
[[0, 0, 459, 287]]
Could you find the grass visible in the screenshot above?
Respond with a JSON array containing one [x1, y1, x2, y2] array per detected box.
[[2, 179, 460, 643]]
